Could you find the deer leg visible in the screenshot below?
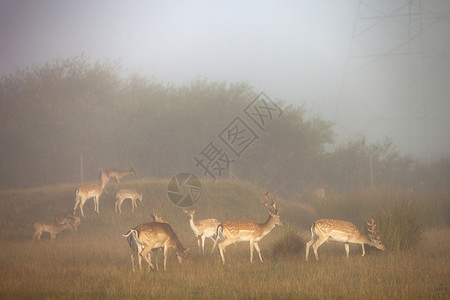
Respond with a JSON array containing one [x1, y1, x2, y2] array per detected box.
[[130, 253, 136, 272], [201, 236, 206, 254], [305, 236, 318, 261], [361, 243, 366, 256], [210, 236, 218, 254], [138, 250, 143, 271], [249, 240, 255, 263], [73, 197, 80, 212], [345, 243, 350, 258], [254, 242, 263, 263], [79, 200, 85, 217], [155, 249, 161, 271], [218, 238, 235, 264], [95, 196, 99, 214], [197, 237, 202, 254], [163, 246, 169, 271], [312, 236, 328, 261], [140, 247, 155, 270]]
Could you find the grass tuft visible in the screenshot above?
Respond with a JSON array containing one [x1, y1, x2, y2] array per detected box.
[[376, 199, 428, 251], [272, 223, 305, 260]]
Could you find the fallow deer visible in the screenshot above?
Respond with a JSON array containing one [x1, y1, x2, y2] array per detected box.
[[216, 192, 283, 264], [73, 170, 110, 217], [305, 218, 386, 261], [33, 220, 73, 242], [115, 189, 143, 214], [123, 222, 189, 271], [184, 209, 220, 254]]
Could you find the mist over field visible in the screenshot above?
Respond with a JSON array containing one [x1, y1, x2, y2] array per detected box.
[[0, 0, 450, 182], [0, 55, 449, 192]]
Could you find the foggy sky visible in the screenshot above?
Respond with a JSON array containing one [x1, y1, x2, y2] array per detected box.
[[1, 0, 449, 161]]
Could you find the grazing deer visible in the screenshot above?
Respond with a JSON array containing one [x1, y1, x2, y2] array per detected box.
[[104, 167, 136, 184], [33, 220, 73, 242], [73, 171, 110, 217], [216, 192, 283, 264], [115, 189, 143, 214], [305, 218, 386, 261], [183, 209, 220, 254], [122, 213, 169, 272], [123, 222, 189, 271], [54, 213, 81, 231]]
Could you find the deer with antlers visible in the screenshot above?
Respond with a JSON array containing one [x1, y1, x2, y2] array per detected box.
[[216, 192, 283, 264], [305, 218, 386, 261]]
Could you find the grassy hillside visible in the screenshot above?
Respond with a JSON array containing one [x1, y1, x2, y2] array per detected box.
[[0, 179, 449, 299], [0, 178, 312, 242]]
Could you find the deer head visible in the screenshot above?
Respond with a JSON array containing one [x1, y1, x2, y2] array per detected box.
[[367, 218, 385, 250], [262, 192, 283, 226]]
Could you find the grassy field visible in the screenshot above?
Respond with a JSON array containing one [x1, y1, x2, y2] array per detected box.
[[0, 179, 448, 299]]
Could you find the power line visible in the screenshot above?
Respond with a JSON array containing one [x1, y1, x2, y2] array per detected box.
[[336, 0, 450, 161]]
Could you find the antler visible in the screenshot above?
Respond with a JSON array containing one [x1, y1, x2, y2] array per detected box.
[[367, 218, 379, 239], [262, 192, 279, 213]]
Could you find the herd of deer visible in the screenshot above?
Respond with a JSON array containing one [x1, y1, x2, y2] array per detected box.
[[33, 167, 137, 242], [33, 168, 386, 272]]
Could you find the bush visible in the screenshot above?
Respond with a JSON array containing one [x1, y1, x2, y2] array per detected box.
[[272, 224, 305, 260], [376, 199, 428, 251]]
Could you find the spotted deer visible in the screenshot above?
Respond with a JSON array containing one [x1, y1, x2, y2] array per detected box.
[[115, 189, 143, 214], [184, 209, 220, 254], [305, 218, 386, 261], [123, 213, 167, 272], [123, 222, 189, 271], [73, 171, 110, 217], [216, 192, 283, 264], [33, 220, 73, 242]]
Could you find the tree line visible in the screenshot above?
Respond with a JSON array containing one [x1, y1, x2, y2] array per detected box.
[[1, 55, 448, 196]]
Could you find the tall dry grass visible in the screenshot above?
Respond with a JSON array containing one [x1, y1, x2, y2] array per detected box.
[[0, 180, 449, 299], [0, 229, 448, 299]]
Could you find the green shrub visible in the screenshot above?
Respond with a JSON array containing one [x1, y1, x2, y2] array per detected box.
[[376, 199, 428, 251], [272, 224, 305, 259]]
